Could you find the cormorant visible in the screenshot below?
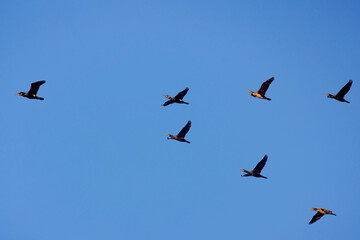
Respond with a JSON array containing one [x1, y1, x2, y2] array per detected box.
[[166, 121, 191, 143], [248, 77, 274, 100], [241, 155, 268, 179], [326, 80, 352, 103], [163, 87, 189, 106], [17, 80, 46, 100], [309, 208, 336, 224]]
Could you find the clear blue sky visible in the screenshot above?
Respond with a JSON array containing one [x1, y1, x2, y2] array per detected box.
[[1, 0, 360, 239]]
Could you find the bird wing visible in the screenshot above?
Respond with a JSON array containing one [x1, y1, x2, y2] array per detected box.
[[163, 99, 175, 106], [309, 212, 324, 224], [174, 87, 189, 100], [322, 209, 334, 215], [258, 77, 274, 95], [336, 80, 352, 98], [28, 80, 46, 95], [253, 155, 268, 173], [177, 121, 191, 138]]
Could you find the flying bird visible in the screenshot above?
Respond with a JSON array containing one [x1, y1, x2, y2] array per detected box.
[[166, 121, 191, 143], [248, 77, 274, 100], [309, 208, 336, 224], [17, 80, 46, 100], [163, 87, 189, 106], [326, 80, 352, 103], [241, 155, 268, 179]]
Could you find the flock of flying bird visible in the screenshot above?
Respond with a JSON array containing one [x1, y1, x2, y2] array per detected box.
[[17, 77, 353, 225]]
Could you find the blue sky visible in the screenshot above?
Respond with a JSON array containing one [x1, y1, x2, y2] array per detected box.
[[1, 0, 360, 239]]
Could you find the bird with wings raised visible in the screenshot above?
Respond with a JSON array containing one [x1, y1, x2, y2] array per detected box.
[[309, 208, 336, 224], [17, 80, 46, 100], [241, 155, 268, 179], [248, 77, 274, 101], [166, 121, 191, 143], [163, 87, 189, 106], [326, 80, 352, 103]]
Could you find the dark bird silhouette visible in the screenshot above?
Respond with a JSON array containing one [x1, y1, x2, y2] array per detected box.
[[241, 155, 268, 179], [163, 87, 189, 106], [167, 121, 191, 143], [248, 77, 274, 100], [309, 208, 336, 224], [326, 80, 352, 103], [17, 80, 46, 100]]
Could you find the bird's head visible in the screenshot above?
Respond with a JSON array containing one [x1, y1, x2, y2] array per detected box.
[[164, 95, 171, 99], [16, 92, 25, 96], [326, 93, 332, 98], [310, 208, 317, 211], [241, 169, 247, 173], [247, 90, 254, 94]]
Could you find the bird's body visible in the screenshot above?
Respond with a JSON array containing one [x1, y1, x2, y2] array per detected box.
[[163, 88, 189, 106], [167, 121, 191, 143], [248, 77, 274, 101], [241, 155, 268, 179], [17, 80, 46, 100], [309, 208, 336, 224], [326, 80, 352, 103]]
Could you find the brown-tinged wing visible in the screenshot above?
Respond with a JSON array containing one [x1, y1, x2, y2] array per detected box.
[[177, 120, 191, 138], [253, 155, 268, 173], [163, 99, 175, 106], [336, 80, 352, 98], [309, 212, 324, 224], [174, 87, 189, 100], [258, 77, 274, 95], [28, 80, 46, 95]]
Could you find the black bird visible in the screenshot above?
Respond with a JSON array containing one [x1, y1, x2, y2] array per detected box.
[[241, 155, 268, 179], [309, 208, 336, 224], [167, 121, 191, 143], [248, 77, 274, 101], [17, 80, 46, 100], [326, 80, 352, 103], [163, 87, 189, 106]]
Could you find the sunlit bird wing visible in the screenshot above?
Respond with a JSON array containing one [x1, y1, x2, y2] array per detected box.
[[177, 121, 191, 138], [28, 80, 45, 95], [309, 212, 324, 224], [336, 80, 352, 98], [253, 155, 268, 173], [174, 87, 189, 100], [258, 77, 274, 96]]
